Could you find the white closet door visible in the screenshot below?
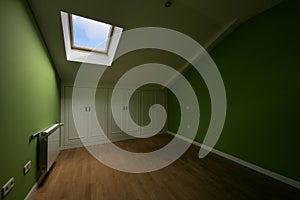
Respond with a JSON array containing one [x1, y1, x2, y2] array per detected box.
[[155, 90, 167, 133], [140, 90, 155, 136], [126, 90, 140, 136], [87, 88, 108, 144], [108, 89, 140, 139], [108, 89, 126, 139], [65, 87, 89, 145]]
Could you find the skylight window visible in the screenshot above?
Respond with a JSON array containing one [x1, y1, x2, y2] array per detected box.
[[60, 11, 123, 66], [69, 14, 114, 54]]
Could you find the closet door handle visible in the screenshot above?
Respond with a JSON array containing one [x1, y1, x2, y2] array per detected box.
[[89, 107, 91, 112], [85, 107, 87, 112]]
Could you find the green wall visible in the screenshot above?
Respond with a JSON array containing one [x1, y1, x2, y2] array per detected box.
[[168, 0, 300, 182], [0, 0, 60, 199]]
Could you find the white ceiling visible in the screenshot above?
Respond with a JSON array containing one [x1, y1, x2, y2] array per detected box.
[[27, 0, 283, 82]]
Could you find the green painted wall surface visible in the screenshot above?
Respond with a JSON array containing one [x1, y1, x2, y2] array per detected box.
[[168, 0, 300, 182], [0, 0, 60, 199]]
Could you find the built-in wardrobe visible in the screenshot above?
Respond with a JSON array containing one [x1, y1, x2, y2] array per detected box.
[[61, 84, 167, 149]]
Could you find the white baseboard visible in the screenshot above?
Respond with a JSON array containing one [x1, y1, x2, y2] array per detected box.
[[167, 131, 300, 189], [24, 182, 37, 200], [62, 132, 166, 150]]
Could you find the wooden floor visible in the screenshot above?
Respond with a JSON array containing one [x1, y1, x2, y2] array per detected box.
[[31, 134, 300, 200]]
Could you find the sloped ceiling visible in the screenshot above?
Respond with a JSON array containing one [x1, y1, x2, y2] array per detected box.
[[27, 0, 282, 83]]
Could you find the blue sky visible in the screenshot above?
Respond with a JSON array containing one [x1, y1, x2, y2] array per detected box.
[[72, 15, 111, 52]]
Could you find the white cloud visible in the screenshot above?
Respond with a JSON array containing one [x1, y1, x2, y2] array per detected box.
[[73, 15, 111, 40]]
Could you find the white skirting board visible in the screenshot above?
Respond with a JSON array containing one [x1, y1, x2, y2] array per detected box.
[[24, 182, 37, 200], [167, 131, 300, 190]]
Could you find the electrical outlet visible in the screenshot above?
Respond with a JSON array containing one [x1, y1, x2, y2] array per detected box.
[[1, 177, 14, 198], [24, 160, 31, 175]]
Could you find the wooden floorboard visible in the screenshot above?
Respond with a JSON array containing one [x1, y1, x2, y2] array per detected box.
[[31, 134, 300, 200]]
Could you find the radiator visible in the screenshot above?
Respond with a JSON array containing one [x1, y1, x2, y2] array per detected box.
[[31, 123, 63, 185]]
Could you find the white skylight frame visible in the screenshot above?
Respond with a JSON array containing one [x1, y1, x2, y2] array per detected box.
[[61, 11, 123, 66]]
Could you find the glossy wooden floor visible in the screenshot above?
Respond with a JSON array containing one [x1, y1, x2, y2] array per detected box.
[[31, 134, 300, 200]]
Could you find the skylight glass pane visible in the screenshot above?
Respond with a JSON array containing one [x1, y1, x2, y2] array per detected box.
[[71, 14, 112, 53]]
